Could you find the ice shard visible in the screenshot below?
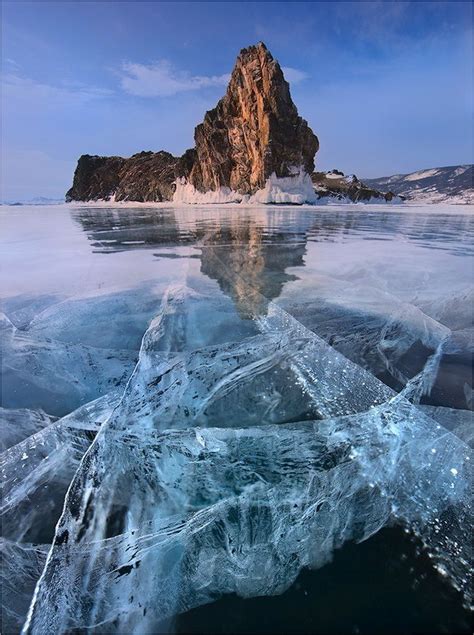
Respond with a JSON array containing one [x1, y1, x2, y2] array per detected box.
[[1, 392, 120, 632]]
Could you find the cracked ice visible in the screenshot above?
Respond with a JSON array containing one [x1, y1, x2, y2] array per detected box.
[[0, 205, 472, 634]]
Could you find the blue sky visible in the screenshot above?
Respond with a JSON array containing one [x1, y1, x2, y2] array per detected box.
[[2, 1, 472, 200]]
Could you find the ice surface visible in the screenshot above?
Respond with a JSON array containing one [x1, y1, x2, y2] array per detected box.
[[25, 286, 163, 351], [22, 283, 472, 633], [420, 406, 473, 447], [1, 310, 136, 416], [1, 204, 471, 633], [273, 275, 452, 393], [1, 540, 49, 635], [0, 408, 57, 452]]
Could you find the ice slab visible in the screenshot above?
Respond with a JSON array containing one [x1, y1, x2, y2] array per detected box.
[[23, 407, 471, 633], [1, 540, 49, 635], [0, 408, 57, 452], [420, 406, 473, 447], [26, 286, 163, 351], [1, 392, 120, 632], [1, 312, 135, 416]]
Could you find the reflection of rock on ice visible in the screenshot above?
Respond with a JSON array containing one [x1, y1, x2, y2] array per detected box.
[[200, 214, 306, 319]]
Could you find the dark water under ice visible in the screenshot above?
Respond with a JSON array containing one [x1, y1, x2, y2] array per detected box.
[[0, 203, 472, 634]]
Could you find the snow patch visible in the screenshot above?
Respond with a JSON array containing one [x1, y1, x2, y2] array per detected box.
[[404, 169, 440, 182]]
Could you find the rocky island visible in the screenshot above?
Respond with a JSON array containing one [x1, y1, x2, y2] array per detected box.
[[66, 42, 395, 204]]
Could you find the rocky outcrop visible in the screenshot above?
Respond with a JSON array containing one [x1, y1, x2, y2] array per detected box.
[[66, 155, 125, 202], [312, 171, 399, 203], [66, 151, 179, 202], [183, 42, 318, 195], [66, 42, 397, 205], [66, 42, 320, 204], [115, 151, 178, 202]]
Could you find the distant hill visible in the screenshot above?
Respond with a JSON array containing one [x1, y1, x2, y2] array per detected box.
[[364, 165, 473, 204]]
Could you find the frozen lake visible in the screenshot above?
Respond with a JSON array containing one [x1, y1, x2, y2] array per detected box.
[[1, 203, 472, 633]]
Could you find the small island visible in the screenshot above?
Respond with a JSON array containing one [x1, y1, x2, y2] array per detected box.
[[66, 43, 396, 205]]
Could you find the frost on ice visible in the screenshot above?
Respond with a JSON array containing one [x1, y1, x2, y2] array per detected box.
[[1, 228, 472, 633]]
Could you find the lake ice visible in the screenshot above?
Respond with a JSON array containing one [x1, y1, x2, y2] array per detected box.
[[0, 203, 472, 634]]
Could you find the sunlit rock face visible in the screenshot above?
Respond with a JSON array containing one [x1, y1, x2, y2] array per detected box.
[[184, 42, 319, 195]]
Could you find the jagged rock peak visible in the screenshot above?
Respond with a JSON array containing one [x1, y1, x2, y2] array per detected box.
[[185, 42, 319, 194]]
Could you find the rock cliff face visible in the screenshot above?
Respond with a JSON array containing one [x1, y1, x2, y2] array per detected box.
[[184, 42, 318, 195], [66, 155, 125, 202], [66, 42, 320, 203], [66, 152, 179, 202]]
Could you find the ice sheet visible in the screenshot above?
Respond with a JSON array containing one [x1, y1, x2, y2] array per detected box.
[[22, 284, 472, 633], [0, 204, 471, 633]]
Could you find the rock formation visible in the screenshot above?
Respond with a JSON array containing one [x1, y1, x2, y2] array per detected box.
[[183, 42, 318, 195], [66, 151, 179, 203], [66, 43, 320, 204], [312, 171, 398, 203], [67, 155, 125, 202], [66, 42, 395, 204]]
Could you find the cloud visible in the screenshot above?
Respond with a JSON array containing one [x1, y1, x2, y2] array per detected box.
[[120, 61, 230, 97], [119, 61, 309, 97], [281, 66, 309, 84], [5, 58, 21, 70], [1, 73, 111, 108]]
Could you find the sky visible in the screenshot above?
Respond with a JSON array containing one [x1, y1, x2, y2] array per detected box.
[[1, 1, 473, 200]]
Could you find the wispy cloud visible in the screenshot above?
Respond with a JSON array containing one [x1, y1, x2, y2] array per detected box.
[[281, 66, 309, 84], [2, 73, 111, 108], [4, 58, 21, 71], [120, 61, 230, 97], [119, 60, 309, 97]]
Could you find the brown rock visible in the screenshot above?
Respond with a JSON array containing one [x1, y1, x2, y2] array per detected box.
[[66, 152, 179, 202], [66, 42, 320, 202], [186, 42, 319, 194], [115, 151, 178, 202], [66, 155, 125, 202]]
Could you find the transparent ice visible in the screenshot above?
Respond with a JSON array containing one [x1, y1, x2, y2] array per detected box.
[[0, 204, 472, 633]]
